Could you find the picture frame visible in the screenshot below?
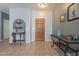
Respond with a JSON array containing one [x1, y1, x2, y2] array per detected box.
[[60, 13, 66, 23], [67, 3, 79, 21]]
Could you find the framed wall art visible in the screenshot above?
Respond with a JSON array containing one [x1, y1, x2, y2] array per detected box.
[[67, 3, 79, 21], [60, 13, 66, 23]]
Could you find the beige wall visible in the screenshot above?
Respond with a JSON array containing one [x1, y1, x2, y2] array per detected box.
[[53, 3, 79, 35]]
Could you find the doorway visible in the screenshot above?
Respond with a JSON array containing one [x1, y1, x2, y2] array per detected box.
[[35, 18, 45, 41], [1, 12, 9, 40]]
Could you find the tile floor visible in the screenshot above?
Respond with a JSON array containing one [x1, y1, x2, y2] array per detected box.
[[0, 40, 63, 56]]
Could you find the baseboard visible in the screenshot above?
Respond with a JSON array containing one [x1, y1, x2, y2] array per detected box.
[[31, 39, 35, 42], [0, 39, 2, 42], [45, 39, 52, 42], [25, 40, 31, 43], [9, 40, 13, 43], [4, 38, 9, 40]]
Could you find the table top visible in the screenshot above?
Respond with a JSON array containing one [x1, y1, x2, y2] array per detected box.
[[51, 34, 79, 44], [12, 32, 25, 34]]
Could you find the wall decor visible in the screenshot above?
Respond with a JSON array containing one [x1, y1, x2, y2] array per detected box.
[[60, 14, 66, 23], [67, 3, 79, 21]]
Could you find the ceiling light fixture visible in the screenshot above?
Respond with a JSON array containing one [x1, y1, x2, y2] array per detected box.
[[39, 3, 47, 8]]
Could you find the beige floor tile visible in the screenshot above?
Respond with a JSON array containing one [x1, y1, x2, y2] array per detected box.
[[0, 40, 63, 56]]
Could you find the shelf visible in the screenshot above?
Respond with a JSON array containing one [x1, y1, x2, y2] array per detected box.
[[15, 27, 23, 28]]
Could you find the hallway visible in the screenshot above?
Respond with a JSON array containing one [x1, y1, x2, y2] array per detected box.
[[0, 40, 63, 56]]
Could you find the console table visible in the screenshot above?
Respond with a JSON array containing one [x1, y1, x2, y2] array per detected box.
[[12, 32, 25, 45], [12, 19, 25, 45], [51, 34, 79, 56]]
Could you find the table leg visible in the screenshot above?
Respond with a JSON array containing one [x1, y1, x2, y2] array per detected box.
[[20, 34, 21, 45], [13, 34, 16, 44], [51, 37, 54, 48], [51, 40, 54, 48], [76, 51, 78, 56], [59, 40, 61, 48], [51, 44, 54, 48], [23, 33, 25, 42], [64, 52, 67, 56]]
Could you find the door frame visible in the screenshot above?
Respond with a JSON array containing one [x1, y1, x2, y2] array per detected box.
[[1, 12, 9, 40], [35, 18, 45, 41]]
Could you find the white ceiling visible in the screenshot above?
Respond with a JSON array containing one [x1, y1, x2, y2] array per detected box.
[[0, 3, 67, 14], [0, 3, 66, 9]]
